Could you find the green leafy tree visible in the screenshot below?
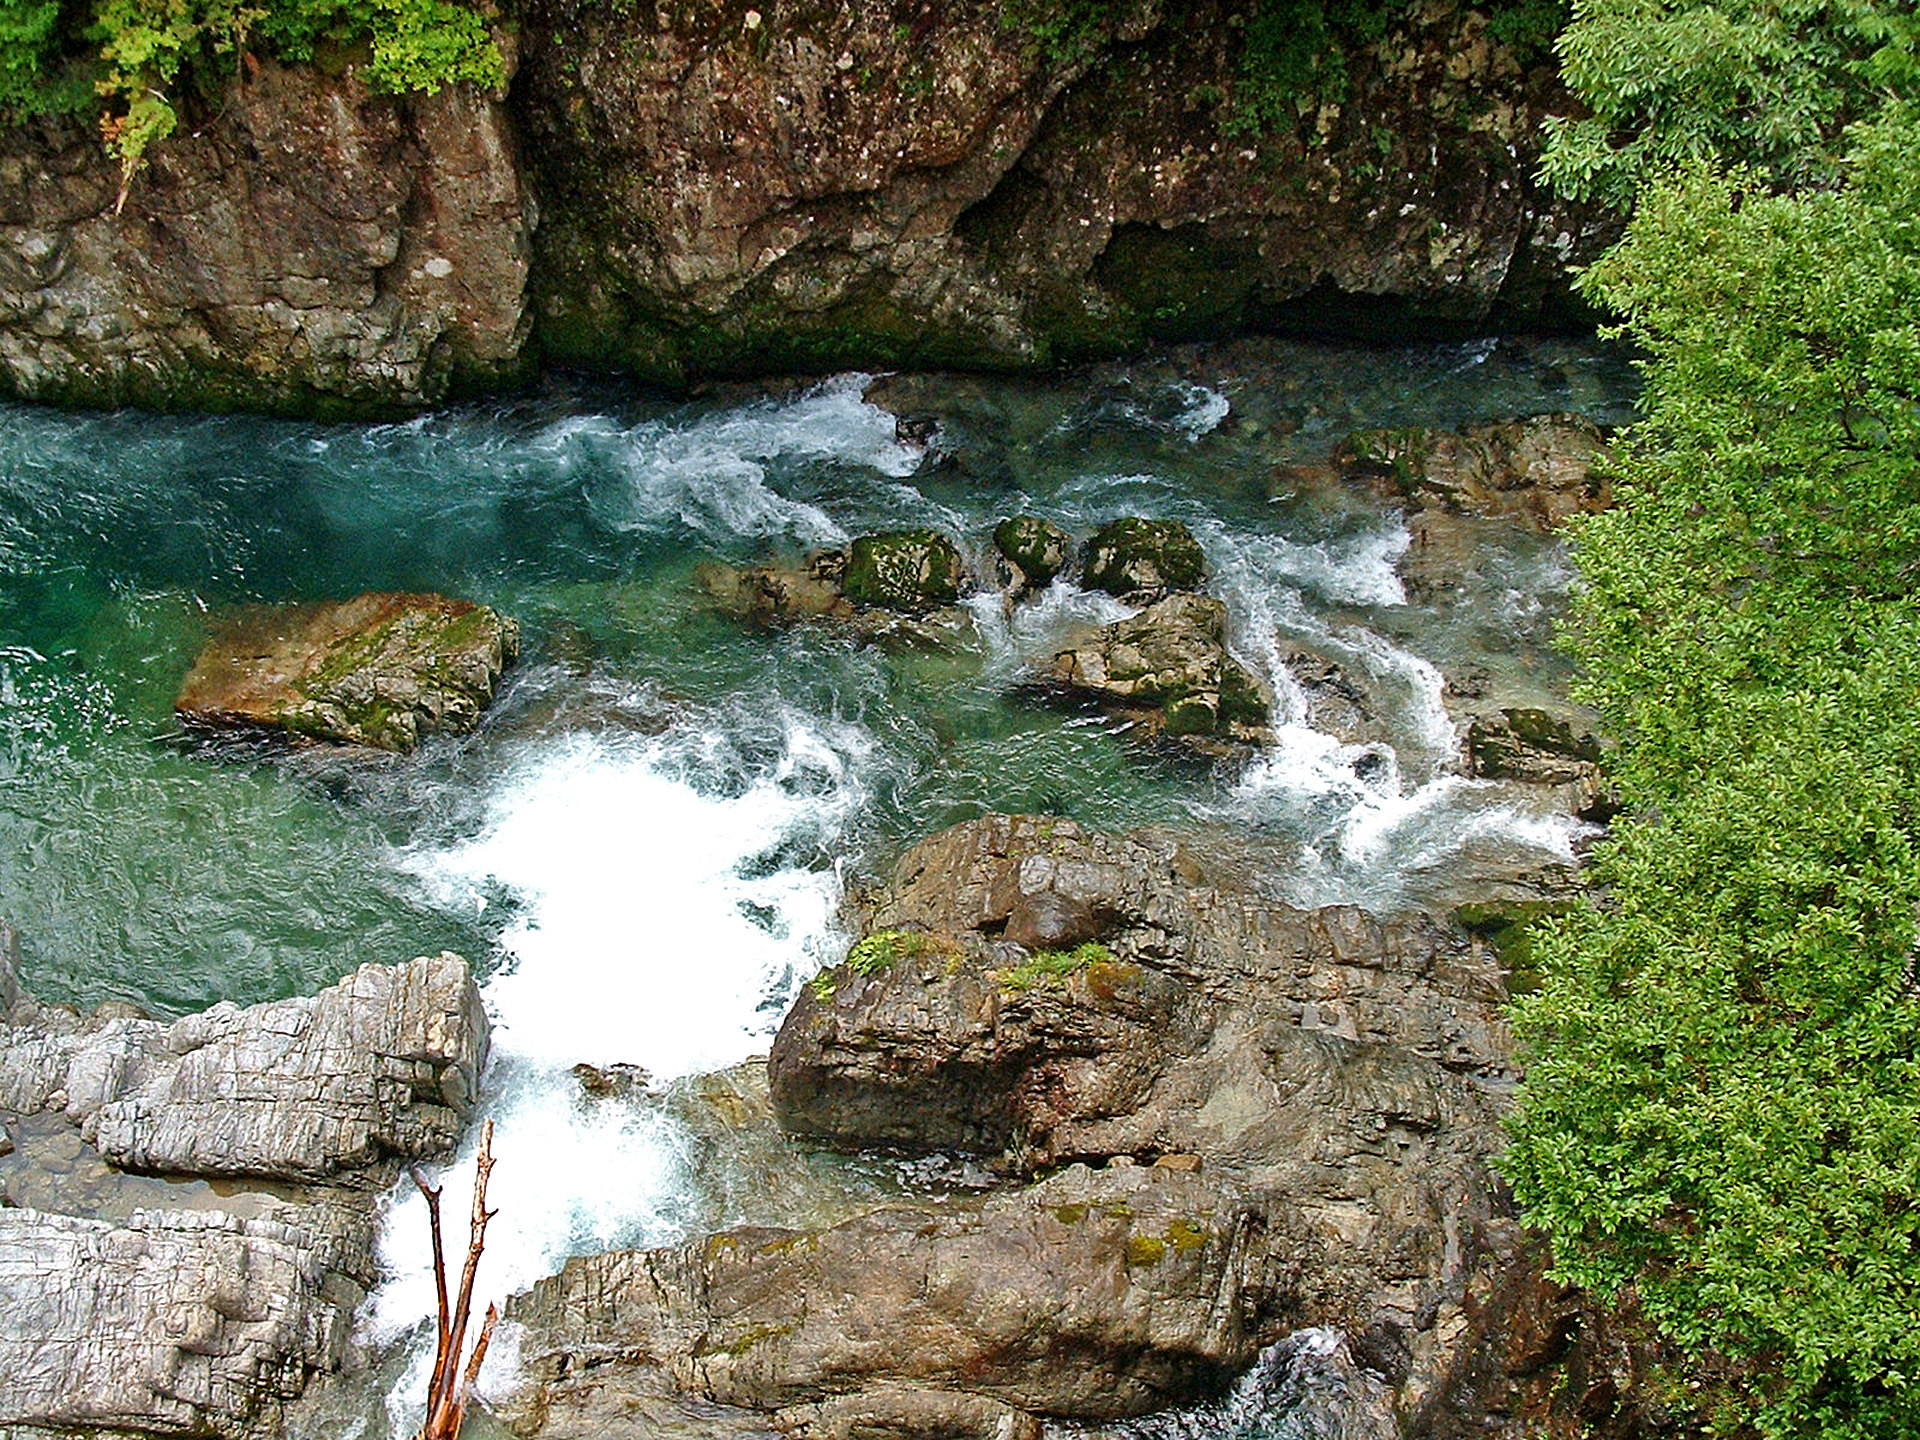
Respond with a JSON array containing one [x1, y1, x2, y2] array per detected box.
[[1503, 104, 1920, 1439]]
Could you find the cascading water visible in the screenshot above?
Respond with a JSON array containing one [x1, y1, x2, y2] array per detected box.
[[0, 335, 1638, 1438]]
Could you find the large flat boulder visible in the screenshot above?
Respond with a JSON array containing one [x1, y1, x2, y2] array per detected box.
[[175, 592, 518, 753], [502, 1164, 1286, 1439], [0, 1202, 372, 1440], [0, 953, 488, 1182]]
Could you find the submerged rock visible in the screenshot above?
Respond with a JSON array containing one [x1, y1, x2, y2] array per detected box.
[[993, 515, 1073, 595], [697, 554, 853, 628], [1082, 517, 1209, 602], [0, 952, 488, 1182], [175, 591, 519, 753], [1044, 593, 1270, 747], [0, 1202, 374, 1440], [503, 1163, 1283, 1438]]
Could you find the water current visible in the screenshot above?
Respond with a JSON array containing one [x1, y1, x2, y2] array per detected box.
[[0, 335, 1637, 1437]]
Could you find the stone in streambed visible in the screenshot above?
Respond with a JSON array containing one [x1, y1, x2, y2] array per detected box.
[[841, 530, 967, 613], [993, 514, 1072, 594], [1340, 413, 1609, 532], [175, 591, 518, 753], [1044, 592, 1270, 747], [1082, 517, 1207, 602]]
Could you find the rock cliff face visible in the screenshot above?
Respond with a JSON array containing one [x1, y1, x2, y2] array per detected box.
[[0, 1, 1614, 413], [0, 57, 531, 415]]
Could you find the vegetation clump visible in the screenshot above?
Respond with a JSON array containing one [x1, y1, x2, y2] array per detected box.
[[996, 941, 1113, 992], [1502, 11, 1920, 1427], [0, 0, 503, 204]]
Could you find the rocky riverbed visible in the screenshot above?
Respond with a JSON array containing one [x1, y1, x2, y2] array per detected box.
[[0, 338, 1650, 1438]]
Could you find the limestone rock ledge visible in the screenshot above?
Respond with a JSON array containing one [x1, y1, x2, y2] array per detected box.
[[0, 952, 489, 1182], [0, 1204, 373, 1440]]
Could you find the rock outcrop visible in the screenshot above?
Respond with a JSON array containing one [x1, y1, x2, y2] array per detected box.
[[1042, 592, 1271, 747], [510, 813, 1525, 1436], [0, 2, 1615, 413], [1464, 706, 1610, 818], [0, 952, 488, 1181], [0, 1203, 373, 1440], [0, 60, 530, 415], [504, 1164, 1284, 1439], [175, 592, 519, 753]]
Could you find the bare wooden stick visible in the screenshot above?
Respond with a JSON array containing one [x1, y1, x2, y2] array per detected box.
[[415, 1119, 499, 1440]]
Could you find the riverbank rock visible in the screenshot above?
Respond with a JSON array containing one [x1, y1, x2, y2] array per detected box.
[[1342, 414, 1609, 533], [0, 952, 488, 1182], [994, 515, 1073, 596], [1042, 593, 1271, 748], [1464, 706, 1611, 820], [502, 1163, 1285, 1438], [0, 58, 530, 416], [175, 592, 520, 753], [1082, 518, 1209, 602], [0, 1202, 374, 1439]]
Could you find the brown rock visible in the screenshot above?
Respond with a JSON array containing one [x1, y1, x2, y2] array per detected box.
[[1342, 414, 1610, 533], [175, 591, 518, 753]]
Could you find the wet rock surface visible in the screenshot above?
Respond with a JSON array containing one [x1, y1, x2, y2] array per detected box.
[[1342, 414, 1610, 533], [993, 515, 1073, 595], [1464, 706, 1611, 819], [841, 531, 968, 614], [175, 592, 520, 753], [1043, 592, 1271, 748]]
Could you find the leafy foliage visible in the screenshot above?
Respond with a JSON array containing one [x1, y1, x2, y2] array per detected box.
[[1543, 0, 1920, 204], [0, 0, 502, 198], [996, 941, 1113, 992], [1502, 104, 1920, 1439]]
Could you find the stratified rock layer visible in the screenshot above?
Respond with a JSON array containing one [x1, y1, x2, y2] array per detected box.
[[175, 592, 519, 753], [0, 953, 488, 1181], [0, 1204, 372, 1440]]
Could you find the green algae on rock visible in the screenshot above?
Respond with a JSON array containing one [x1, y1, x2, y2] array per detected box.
[[1081, 517, 1208, 601], [840, 530, 967, 613], [174, 592, 519, 752]]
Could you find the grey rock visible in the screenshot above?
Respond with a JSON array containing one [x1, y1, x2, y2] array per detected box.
[[175, 592, 520, 753], [0, 952, 487, 1182], [1044, 593, 1271, 747], [502, 1164, 1284, 1438], [0, 1201, 372, 1439]]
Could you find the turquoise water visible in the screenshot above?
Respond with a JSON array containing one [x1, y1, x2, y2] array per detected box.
[[0, 335, 1636, 1436]]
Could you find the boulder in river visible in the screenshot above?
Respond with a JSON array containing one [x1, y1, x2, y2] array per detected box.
[[1044, 593, 1270, 747], [175, 591, 519, 753], [993, 515, 1073, 595], [1465, 705, 1612, 820], [1082, 517, 1209, 601], [502, 1162, 1284, 1438], [0, 952, 488, 1182], [1341, 413, 1609, 533], [841, 530, 968, 614]]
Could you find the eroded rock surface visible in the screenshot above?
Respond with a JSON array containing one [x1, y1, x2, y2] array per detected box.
[[175, 592, 519, 753], [0, 60, 530, 415], [1043, 592, 1271, 747], [504, 1163, 1285, 1438], [0, 952, 488, 1181], [0, 1203, 374, 1440]]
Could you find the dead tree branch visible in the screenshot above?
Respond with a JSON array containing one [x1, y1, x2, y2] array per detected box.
[[411, 1118, 499, 1440]]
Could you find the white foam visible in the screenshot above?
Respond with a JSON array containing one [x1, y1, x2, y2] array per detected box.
[[582, 373, 922, 547], [369, 707, 872, 1406], [1173, 383, 1231, 440], [965, 579, 1138, 686]]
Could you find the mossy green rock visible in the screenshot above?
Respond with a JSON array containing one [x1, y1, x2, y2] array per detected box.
[[993, 516, 1072, 590], [1048, 592, 1269, 744], [176, 592, 519, 752], [1082, 518, 1208, 600], [841, 531, 966, 614]]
